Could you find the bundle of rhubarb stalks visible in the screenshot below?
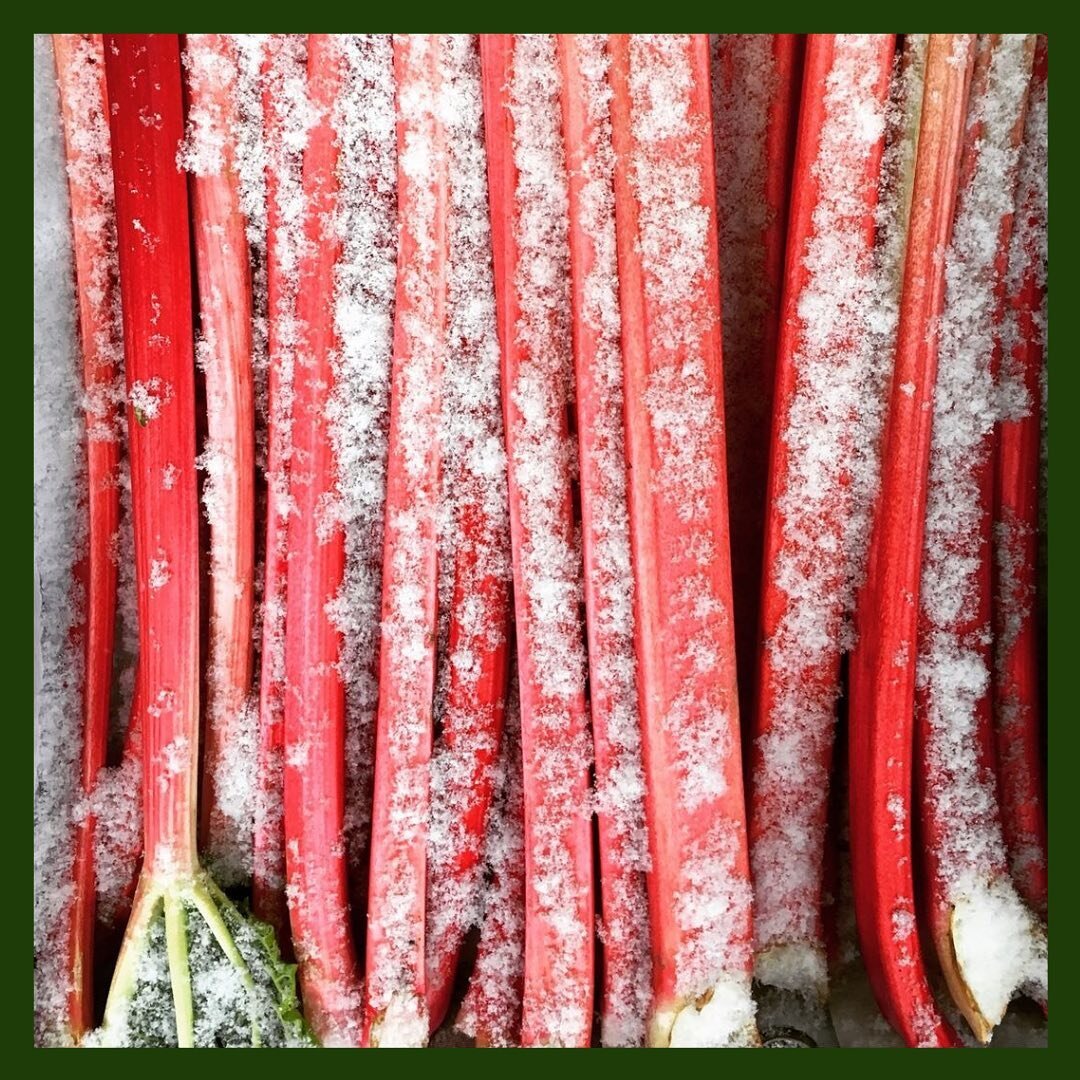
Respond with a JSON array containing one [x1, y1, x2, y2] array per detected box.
[[33, 33, 1047, 1049]]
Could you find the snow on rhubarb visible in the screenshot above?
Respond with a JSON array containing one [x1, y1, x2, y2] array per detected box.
[[364, 34, 445, 1048], [918, 34, 1046, 1025], [456, 673, 526, 1047], [751, 35, 910, 998], [615, 35, 751, 1045], [323, 35, 397, 904], [425, 33, 511, 1014], [504, 33, 593, 1047], [34, 33, 87, 1046], [562, 33, 650, 1048], [254, 33, 314, 914]]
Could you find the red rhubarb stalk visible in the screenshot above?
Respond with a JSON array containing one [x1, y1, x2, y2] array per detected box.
[[252, 32, 307, 949], [608, 33, 753, 1047], [364, 33, 447, 1048], [557, 32, 652, 1048], [992, 37, 1048, 918], [182, 34, 257, 889], [479, 33, 595, 1047], [915, 33, 1045, 1043], [425, 33, 512, 1035], [709, 33, 803, 729], [848, 33, 975, 1049], [52, 32, 124, 1039], [750, 33, 897, 1003], [101, 34, 295, 1048], [455, 666, 526, 1048], [282, 33, 364, 1047]]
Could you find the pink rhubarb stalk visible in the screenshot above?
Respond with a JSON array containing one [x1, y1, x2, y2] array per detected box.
[[915, 33, 1046, 1043], [52, 32, 124, 1039], [992, 36, 1048, 919], [848, 33, 975, 1050], [183, 33, 257, 889], [100, 31, 202, 1043], [282, 33, 364, 1047], [479, 33, 594, 1047], [608, 33, 753, 1047], [557, 32, 652, 1048], [364, 33, 447, 1048], [750, 32, 897, 1002]]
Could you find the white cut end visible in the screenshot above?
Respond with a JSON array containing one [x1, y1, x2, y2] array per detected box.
[[370, 992, 428, 1048], [754, 941, 828, 1000], [656, 974, 758, 1048], [950, 878, 1048, 1039]]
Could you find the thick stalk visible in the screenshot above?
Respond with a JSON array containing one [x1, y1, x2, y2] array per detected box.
[[750, 35, 897, 1002], [608, 33, 753, 1047], [104, 31, 200, 883]]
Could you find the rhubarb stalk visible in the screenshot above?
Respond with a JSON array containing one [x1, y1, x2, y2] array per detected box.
[[425, 33, 512, 1034], [608, 33, 753, 1047], [479, 33, 595, 1048], [557, 32, 652, 1048], [992, 37, 1048, 918], [750, 32, 902, 1005], [182, 34, 257, 889], [100, 33, 301, 1049], [364, 33, 447, 1048], [252, 31, 307, 949], [709, 34, 803, 729], [915, 33, 1046, 1043], [282, 33, 364, 1047], [52, 32, 124, 1039], [848, 33, 975, 1049]]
